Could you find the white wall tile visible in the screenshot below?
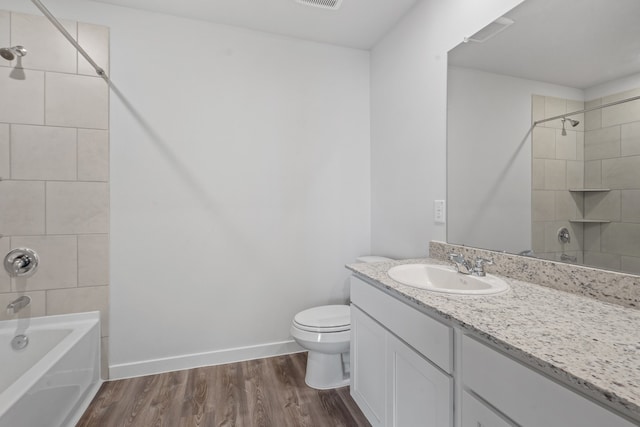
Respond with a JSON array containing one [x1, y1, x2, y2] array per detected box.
[[584, 160, 602, 188], [10, 235, 77, 291], [47, 285, 108, 336], [566, 161, 583, 189], [584, 126, 620, 161], [601, 88, 640, 128], [601, 223, 640, 257], [565, 100, 584, 132], [585, 98, 601, 131], [532, 127, 556, 159], [576, 131, 584, 161], [531, 222, 545, 254], [621, 256, 640, 275], [11, 125, 76, 180], [78, 129, 109, 181], [0, 237, 10, 292], [621, 121, 640, 156], [0, 181, 45, 235], [45, 73, 108, 129], [532, 159, 545, 190], [532, 191, 555, 221], [0, 291, 46, 321], [555, 129, 576, 160], [584, 251, 621, 271], [602, 156, 640, 190], [544, 160, 566, 190], [621, 190, 640, 223], [46, 182, 108, 234], [78, 23, 110, 77], [0, 11, 9, 69], [583, 223, 601, 252], [10, 12, 77, 74], [543, 221, 582, 252], [78, 234, 108, 286], [584, 190, 621, 221], [555, 191, 577, 220], [543, 96, 565, 129], [0, 124, 8, 179], [0, 68, 44, 125]]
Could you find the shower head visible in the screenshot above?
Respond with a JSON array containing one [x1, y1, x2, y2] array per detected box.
[[0, 46, 27, 61], [561, 117, 580, 136]]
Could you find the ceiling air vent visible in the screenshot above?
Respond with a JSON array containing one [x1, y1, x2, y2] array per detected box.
[[464, 16, 514, 43], [296, 0, 343, 11]]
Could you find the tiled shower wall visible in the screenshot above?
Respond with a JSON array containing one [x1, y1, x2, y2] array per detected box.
[[532, 89, 640, 274], [583, 88, 640, 273], [0, 10, 110, 375], [531, 95, 585, 263]]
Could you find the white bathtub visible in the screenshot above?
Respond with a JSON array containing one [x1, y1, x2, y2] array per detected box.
[[0, 312, 102, 427]]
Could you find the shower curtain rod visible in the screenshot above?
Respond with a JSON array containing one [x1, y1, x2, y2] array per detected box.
[[533, 93, 640, 126], [30, 0, 110, 83]]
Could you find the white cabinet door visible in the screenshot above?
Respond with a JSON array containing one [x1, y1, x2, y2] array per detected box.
[[386, 333, 453, 427], [461, 391, 514, 427], [351, 305, 387, 427]]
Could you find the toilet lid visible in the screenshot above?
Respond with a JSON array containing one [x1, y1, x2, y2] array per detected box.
[[294, 305, 350, 333]]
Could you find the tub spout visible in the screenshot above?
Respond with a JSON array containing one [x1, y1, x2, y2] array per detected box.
[[7, 295, 31, 315]]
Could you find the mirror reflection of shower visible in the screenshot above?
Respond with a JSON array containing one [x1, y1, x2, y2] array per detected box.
[[1, 45, 28, 80], [560, 117, 580, 136]]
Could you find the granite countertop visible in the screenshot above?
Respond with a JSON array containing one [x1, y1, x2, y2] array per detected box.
[[346, 258, 640, 423]]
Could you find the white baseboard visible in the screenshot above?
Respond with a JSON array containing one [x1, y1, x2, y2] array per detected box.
[[109, 340, 304, 380]]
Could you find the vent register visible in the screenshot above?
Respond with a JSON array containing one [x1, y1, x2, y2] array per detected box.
[[296, 0, 343, 10]]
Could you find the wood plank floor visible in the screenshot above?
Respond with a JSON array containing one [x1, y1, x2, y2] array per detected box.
[[78, 352, 371, 427]]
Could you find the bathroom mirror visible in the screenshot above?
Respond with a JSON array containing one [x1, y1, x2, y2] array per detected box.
[[446, 0, 640, 274]]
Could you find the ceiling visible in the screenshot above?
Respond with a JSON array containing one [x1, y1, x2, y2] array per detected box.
[[448, 0, 640, 89], [90, 0, 419, 49]]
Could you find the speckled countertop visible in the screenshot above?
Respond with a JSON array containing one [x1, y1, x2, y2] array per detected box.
[[346, 258, 640, 423]]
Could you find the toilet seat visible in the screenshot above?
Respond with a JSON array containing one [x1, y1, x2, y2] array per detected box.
[[293, 305, 350, 333]]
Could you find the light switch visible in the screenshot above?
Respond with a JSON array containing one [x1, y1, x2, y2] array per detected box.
[[434, 200, 446, 224]]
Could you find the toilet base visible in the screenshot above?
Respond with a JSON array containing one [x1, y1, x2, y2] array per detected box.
[[305, 351, 350, 390]]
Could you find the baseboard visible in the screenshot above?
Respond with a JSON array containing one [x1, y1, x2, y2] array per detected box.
[[109, 340, 304, 380]]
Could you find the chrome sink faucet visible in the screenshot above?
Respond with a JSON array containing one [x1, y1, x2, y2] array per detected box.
[[448, 253, 473, 274], [448, 253, 494, 277]]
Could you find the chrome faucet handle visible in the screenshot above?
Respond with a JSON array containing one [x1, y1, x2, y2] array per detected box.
[[472, 257, 494, 276], [4, 248, 39, 278]]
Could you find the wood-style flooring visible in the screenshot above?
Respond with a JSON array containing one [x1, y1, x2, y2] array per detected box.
[[77, 352, 370, 427]]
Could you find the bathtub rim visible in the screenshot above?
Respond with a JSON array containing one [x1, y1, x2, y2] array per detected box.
[[0, 311, 102, 418]]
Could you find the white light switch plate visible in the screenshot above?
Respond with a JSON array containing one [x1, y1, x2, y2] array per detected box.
[[434, 200, 446, 224]]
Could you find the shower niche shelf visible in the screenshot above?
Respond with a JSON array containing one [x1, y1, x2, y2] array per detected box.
[[568, 188, 611, 192], [569, 219, 611, 224]]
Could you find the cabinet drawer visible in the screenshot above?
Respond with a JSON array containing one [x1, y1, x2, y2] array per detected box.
[[462, 335, 635, 427], [351, 276, 453, 373], [462, 391, 514, 427]]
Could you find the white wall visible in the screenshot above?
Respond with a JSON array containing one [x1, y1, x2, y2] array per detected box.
[[447, 67, 583, 253], [369, 0, 527, 259], [586, 71, 640, 100], [4, 0, 371, 377]]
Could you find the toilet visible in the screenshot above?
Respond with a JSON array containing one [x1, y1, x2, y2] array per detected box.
[[290, 256, 392, 390]]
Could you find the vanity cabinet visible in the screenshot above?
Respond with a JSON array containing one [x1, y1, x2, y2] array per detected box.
[[350, 275, 638, 427], [350, 277, 453, 427]]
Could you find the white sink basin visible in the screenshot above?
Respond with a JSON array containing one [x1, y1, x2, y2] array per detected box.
[[387, 264, 509, 295]]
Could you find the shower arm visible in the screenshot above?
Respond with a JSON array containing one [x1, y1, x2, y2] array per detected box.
[[30, 0, 110, 83], [533, 93, 640, 127]]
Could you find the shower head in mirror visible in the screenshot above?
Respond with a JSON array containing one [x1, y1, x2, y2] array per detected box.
[[561, 117, 580, 136], [0, 46, 27, 61]]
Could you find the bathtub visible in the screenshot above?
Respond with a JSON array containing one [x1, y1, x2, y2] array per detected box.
[[0, 312, 102, 427]]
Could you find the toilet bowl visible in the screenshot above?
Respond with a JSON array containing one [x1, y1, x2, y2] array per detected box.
[[291, 255, 392, 390], [291, 305, 351, 389]]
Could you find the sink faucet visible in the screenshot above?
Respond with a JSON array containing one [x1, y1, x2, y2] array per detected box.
[[6, 296, 31, 315], [448, 253, 494, 277], [448, 253, 473, 274]]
